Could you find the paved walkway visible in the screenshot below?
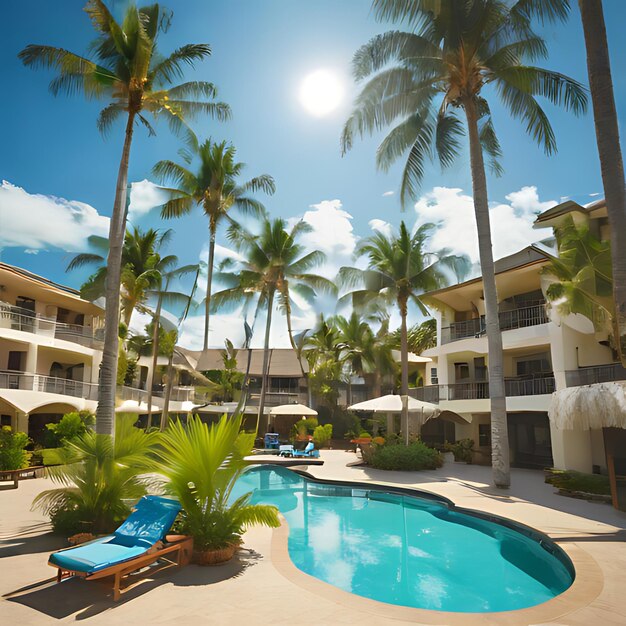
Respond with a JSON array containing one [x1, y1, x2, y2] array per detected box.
[[1, 451, 625, 625]]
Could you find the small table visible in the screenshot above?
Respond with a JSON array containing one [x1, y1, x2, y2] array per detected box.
[[278, 445, 294, 457]]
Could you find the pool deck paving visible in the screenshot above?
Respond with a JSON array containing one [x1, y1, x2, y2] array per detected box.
[[1, 450, 625, 625]]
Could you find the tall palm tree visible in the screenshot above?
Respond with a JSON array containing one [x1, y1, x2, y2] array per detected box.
[[578, 0, 626, 364], [144, 262, 199, 429], [339, 221, 468, 444], [154, 139, 275, 350], [212, 218, 336, 432], [21, 0, 230, 436], [67, 227, 177, 327], [341, 0, 586, 486]]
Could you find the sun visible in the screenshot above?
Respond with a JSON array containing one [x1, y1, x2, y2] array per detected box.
[[299, 70, 344, 117]]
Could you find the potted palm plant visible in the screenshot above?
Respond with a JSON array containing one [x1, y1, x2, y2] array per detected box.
[[157, 415, 280, 565]]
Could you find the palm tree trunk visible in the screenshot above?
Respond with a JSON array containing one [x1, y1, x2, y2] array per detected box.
[[257, 288, 275, 435], [203, 226, 217, 351], [399, 298, 410, 445], [146, 293, 163, 430], [284, 294, 310, 405], [579, 0, 626, 364], [160, 350, 175, 431], [96, 111, 136, 436], [464, 97, 509, 488]]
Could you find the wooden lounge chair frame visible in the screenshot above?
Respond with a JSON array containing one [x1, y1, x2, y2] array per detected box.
[[50, 534, 193, 601]]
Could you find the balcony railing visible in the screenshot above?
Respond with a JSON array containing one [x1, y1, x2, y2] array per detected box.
[[441, 303, 549, 344], [0, 301, 102, 349], [0, 370, 98, 400], [565, 363, 626, 387], [247, 391, 302, 407], [410, 375, 555, 403]]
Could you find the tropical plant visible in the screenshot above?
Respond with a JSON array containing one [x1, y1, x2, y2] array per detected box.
[[157, 415, 280, 554], [33, 415, 160, 535], [44, 411, 95, 448], [396, 318, 437, 355], [67, 228, 178, 327], [313, 423, 333, 448], [341, 0, 586, 487], [541, 215, 614, 337], [154, 139, 275, 350], [202, 339, 244, 402], [21, 0, 230, 436], [368, 441, 443, 471], [445, 438, 475, 463], [304, 315, 344, 411], [340, 222, 468, 444], [0, 427, 31, 471], [578, 0, 626, 364], [213, 218, 336, 432]]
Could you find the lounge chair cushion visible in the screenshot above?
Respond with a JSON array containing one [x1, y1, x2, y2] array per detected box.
[[49, 536, 148, 574], [49, 495, 181, 574]]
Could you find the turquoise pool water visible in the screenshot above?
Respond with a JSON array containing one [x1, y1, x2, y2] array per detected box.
[[232, 466, 574, 613]]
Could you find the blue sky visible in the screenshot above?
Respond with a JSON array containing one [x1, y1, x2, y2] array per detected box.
[[1, 0, 626, 348]]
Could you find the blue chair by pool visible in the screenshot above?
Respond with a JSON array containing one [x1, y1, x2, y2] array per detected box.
[[292, 442, 320, 458], [48, 495, 193, 601]]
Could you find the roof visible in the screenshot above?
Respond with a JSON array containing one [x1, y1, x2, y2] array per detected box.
[[0, 262, 104, 314], [534, 198, 607, 228], [423, 245, 552, 299], [194, 348, 308, 376]]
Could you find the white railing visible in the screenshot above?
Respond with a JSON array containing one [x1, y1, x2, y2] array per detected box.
[[0, 301, 102, 349], [0, 370, 98, 400]]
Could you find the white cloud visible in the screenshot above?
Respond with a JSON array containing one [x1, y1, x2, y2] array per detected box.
[[368, 218, 393, 237], [0, 181, 110, 253], [294, 199, 358, 279], [413, 186, 556, 265], [382, 190, 394, 197], [128, 179, 169, 221]]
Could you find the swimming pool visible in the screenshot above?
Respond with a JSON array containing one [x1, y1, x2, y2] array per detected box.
[[233, 465, 574, 613]]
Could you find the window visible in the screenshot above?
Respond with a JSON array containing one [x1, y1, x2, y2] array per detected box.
[[430, 368, 438, 385], [0, 415, 11, 427], [474, 357, 487, 381], [478, 424, 491, 447], [454, 362, 470, 381], [516, 353, 551, 376]]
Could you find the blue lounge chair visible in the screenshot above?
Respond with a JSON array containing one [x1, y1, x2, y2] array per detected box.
[[48, 495, 193, 601], [292, 442, 320, 458]]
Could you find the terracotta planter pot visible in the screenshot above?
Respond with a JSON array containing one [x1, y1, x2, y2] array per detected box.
[[192, 543, 239, 565]]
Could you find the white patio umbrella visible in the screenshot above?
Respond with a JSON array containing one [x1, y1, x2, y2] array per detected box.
[[348, 394, 440, 444], [269, 403, 318, 416], [115, 400, 161, 414]]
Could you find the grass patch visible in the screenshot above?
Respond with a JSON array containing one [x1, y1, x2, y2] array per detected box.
[[545, 469, 610, 495], [368, 442, 443, 471]]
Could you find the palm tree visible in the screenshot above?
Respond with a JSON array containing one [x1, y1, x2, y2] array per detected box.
[[541, 215, 614, 339], [67, 227, 177, 328], [21, 0, 230, 436], [578, 0, 626, 364], [144, 263, 199, 429], [340, 221, 468, 445], [154, 139, 275, 350], [341, 0, 586, 486], [392, 318, 437, 355], [213, 218, 336, 432], [304, 315, 344, 411]]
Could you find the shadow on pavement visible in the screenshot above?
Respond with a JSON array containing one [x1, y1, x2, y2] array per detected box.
[[5, 548, 263, 620]]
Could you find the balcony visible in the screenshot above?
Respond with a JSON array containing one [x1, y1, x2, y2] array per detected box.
[[0, 370, 99, 400], [0, 301, 102, 349], [441, 303, 549, 345], [411, 374, 555, 403], [565, 363, 626, 387]]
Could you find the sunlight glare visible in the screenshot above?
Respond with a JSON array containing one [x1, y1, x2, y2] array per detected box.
[[299, 70, 344, 117]]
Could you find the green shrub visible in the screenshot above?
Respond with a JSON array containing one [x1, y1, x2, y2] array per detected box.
[[44, 411, 95, 448], [369, 442, 443, 471], [445, 438, 474, 463], [545, 469, 610, 495], [291, 417, 319, 440], [313, 424, 333, 448], [0, 427, 31, 470], [33, 415, 160, 535]]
